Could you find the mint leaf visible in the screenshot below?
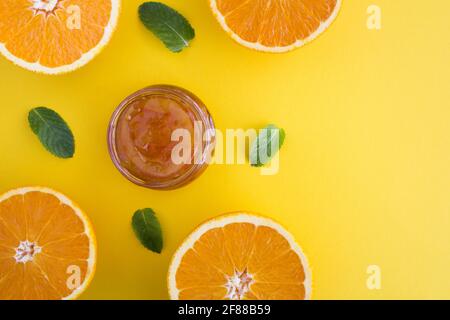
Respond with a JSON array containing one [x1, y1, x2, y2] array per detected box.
[[250, 125, 286, 167], [138, 2, 195, 53], [28, 107, 75, 159], [132, 208, 163, 253]]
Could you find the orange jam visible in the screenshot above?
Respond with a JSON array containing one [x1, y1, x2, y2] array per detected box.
[[108, 85, 215, 190]]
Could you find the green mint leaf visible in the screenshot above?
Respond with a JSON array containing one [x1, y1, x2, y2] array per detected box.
[[250, 124, 286, 167], [132, 208, 163, 254], [28, 107, 75, 159], [138, 2, 195, 53]]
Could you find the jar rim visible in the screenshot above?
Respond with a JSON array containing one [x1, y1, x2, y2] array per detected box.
[[107, 85, 215, 190]]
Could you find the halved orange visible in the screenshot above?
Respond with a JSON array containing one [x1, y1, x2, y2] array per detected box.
[[0, 0, 120, 74], [210, 0, 341, 52], [0, 187, 96, 300], [168, 213, 311, 300]]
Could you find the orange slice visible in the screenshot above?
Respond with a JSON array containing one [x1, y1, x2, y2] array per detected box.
[[0, 187, 96, 300], [210, 0, 341, 52], [168, 213, 311, 300], [0, 0, 120, 74]]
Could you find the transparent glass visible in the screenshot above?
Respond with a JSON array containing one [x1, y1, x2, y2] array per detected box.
[[107, 85, 215, 190]]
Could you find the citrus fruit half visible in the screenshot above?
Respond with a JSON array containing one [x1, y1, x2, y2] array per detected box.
[[210, 0, 341, 52], [168, 213, 311, 300], [0, 0, 121, 74], [0, 187, 96, 300]]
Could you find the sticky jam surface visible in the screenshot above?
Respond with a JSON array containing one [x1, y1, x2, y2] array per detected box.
[[115, 94, 195, 182]]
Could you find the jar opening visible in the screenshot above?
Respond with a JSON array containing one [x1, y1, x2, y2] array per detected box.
[[108, 85, 215, 190]]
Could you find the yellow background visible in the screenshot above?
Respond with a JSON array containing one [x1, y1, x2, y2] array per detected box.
[[0, 0, 449, 299]]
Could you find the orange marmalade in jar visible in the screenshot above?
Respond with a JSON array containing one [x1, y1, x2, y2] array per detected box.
[[108, 85, 215, 190]]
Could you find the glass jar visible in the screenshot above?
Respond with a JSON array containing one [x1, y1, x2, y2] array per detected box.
[[107, 85, 215, 190]]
